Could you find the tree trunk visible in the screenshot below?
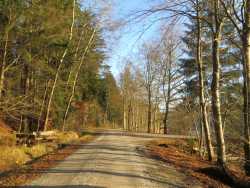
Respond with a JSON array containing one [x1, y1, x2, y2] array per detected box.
[[163, 67, 171, 134], [44, 0, 76, 131], [152, 106, 156, 133], [18, 115, 23, 133], [198, 117, 204, 157], [196, 0, 215, 161], [163, 105, 169, 134], [128, 101, 132, 131], [147, 88, 152, 133], [0, 30, 9, 99], [37, 80, 50, 132], [211, 1, 226, 166], [243, 0, 250, 175], [21, 63, 30, 133], [62, 29, 96, 131], [211, 34, 226, 166], [123, 97, 127, 130]]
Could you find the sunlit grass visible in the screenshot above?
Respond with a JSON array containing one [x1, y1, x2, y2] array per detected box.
[[0, 131, 94, 172]]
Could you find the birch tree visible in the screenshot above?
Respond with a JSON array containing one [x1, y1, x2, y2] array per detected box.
[[62, 28, 96, 131], [219, 0, 250, 175], [195, 0, 215, 161], [128, 0, 216, 160], [209, 0, 226, 167], [44, 0, 76, 131]]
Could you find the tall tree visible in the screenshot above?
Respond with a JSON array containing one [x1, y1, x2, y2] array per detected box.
[[159, 32, 183, 135], [44, 0, 76, 131], [195, 0, 215, 161], [219, 0, 250, 175], [209, 0, 226, 167], [142, 44, 159, 133], [62, 27, 96, 131]]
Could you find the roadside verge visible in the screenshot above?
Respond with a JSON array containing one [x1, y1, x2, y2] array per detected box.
[[0, 134, 95, 187]]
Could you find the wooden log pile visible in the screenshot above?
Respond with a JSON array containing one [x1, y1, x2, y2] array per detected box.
[[16, 131, 57, 146]]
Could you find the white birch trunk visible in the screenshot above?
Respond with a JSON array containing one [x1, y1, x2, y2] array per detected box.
[[44, 0, 76, 131]]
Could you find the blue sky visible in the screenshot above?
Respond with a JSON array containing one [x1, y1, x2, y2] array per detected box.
[[83, 0, 173, 78], [104, 0, 163, 78]]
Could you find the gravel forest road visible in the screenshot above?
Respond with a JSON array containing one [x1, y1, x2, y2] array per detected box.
[[23, 131, 202, 188]]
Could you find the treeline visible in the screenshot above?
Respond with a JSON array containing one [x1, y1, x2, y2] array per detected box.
[[0, 0, 122, 132], [120, 35, 182, 134], [121, 0, 250, 177]]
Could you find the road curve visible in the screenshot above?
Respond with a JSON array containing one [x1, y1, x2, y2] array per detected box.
[[22, 131, 201, 188]]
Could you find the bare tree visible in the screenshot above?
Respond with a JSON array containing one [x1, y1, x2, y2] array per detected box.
[[126, 0, 216, 160], [142, 45, 159, 133], [159, 32, 183, 135], [120, 62, 152, 133], [120, 63, 133, 131]]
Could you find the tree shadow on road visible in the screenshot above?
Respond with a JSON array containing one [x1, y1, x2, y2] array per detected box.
[[24, 169, 184, 187], [6, 186, 105, 188]]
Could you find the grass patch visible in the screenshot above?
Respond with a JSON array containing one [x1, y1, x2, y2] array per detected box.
[[0, 130, 95, 173], [0, 144, 81, 187], [0, 143, 60, 172], [23, 144, 57, 158], [55, 131, 79, 144], [0, 146, 30, 170], [55, 131, 94, 144]]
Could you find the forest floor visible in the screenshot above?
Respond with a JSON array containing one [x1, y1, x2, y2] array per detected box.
[[144, 138, 250, 188]]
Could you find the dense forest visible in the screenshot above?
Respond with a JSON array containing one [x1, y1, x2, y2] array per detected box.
[[0, 0, 122, 132], [1, 0, 250, 184]]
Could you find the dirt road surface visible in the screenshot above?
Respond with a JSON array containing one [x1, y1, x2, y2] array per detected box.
[[21, 131, 202, 188]]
